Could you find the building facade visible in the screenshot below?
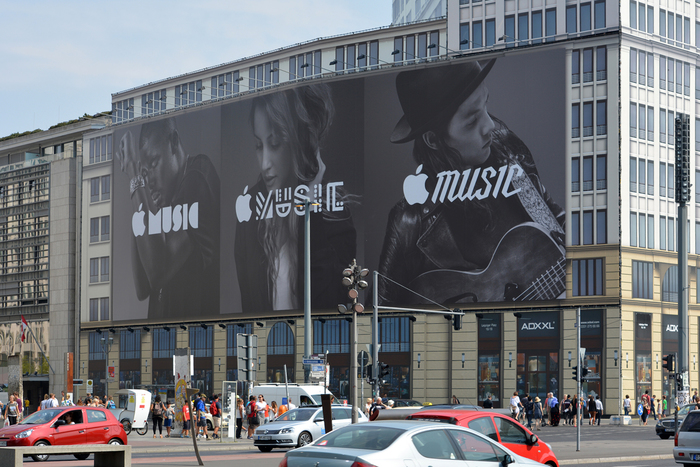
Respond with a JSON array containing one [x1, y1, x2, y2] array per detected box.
[[76, 0, 700, 416]]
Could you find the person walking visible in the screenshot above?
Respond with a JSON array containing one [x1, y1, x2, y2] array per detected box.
[[650, 394, 657, 420], [509, 392, 520, 420], [270, 401, 278, 421], [257, 395, 270, 424], [641, 392, 650, 426], [523, 394, 533, 429], [587, 395, 597, 425], [623, 395, 631, 415], [246, 395, 259, 439], [181, 403, 190, 438], [571, 395, 579, 427], [5, 395, 19, 425], [210, 394, 222, 439], [164, 401, 175, 437], [662, 395, 668, 417], [543, 394, 551, 426], [533, 397, 543, 431], [562, 395, 572, 425], [151, 395, 165, 438], [235, 398, 244, 439], [483, 395, 494, 409], [195, 394, 209, 439], [595, 396, 603, 425], [549, 394, 560, 426]]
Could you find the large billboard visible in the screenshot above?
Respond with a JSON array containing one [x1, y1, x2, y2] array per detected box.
[[111, 48, 566, 322]]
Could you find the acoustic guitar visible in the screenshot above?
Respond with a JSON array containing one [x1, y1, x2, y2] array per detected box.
[[407, 222, 566, 303]]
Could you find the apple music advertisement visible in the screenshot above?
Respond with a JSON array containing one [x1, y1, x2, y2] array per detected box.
[[111, 48, 566, 322]]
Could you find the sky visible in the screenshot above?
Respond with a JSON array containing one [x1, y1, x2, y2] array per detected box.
[[0, 0, 391, 139]]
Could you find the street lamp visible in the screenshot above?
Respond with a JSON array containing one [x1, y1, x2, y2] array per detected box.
[[100, 336, 113, 397]]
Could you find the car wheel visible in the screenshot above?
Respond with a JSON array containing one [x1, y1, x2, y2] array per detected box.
[[659, 434, 671, 439], [74, 453, 90, 460], [121, 419, 132, 435], [31, 441, 50, 462], [297, 431, 312, 447], [545, 462, 557, 467], [207, 420, 213, 431], [136, 426, 148, 436], [258, 446, 273, 452], [109, 438, 123, 445]]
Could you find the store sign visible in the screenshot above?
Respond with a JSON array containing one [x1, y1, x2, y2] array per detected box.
[[517, 311, 560, 338], [478, 316, 500, 339], [663, 314, 679, 342], [581, 309, 603, 336]]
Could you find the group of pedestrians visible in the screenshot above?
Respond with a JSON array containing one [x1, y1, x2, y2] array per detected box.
[[507, 392, 604, 428], [234, 393, 290, 440]]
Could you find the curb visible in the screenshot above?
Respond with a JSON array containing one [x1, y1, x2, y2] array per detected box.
[[559, 454, 674, 465]]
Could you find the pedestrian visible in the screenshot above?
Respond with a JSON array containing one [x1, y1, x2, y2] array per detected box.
[[543, 394, 551, 426], [40, 394, 49, 411], [106, 395, 116, 409], [483, 395, 494, 409], [650, 394, 657, 420], [5, 395, 19, 425], [549, 394, 560, 426], [210, 394, 222, 439], [571, 395, 578, 427], [246, 395, 259, 439], [533, 396, 543, 431], [641, 391, 650, 426], [181, 402, 190, 438], [523, 394, 533, 429], [195, 393, 209, 439], [587, 395, 597, 425], [595, 396, 603, 425], [370, 396, 387, 419], [151, 395, 165, 438], [270, 400, 278, 421], [623, 395, 631, 415], [164, 401, 175, 437], [509, 392, 520, 420], [452, 395, 460, 404], [235, 398, 244, 439], [662, 395, 668, 417], [562, 395, 572, 425], [364, 398, 373, 416], [257, 395, 270, 424]]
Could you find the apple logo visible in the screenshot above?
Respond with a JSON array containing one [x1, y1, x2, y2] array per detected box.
[[236, 186, 253, 222], [403, 164, 429, 205], [132, 203, 146, 237]]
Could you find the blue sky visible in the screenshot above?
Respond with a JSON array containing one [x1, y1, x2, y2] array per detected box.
[[0, 0, 391, 139]]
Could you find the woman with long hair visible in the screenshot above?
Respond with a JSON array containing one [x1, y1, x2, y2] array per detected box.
[[235, 84, 356, 312]]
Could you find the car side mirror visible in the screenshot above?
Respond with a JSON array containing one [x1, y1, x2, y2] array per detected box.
[[53, 420, 66, 427], [314, 418, 323, 423], [528, 433, 538, 444], [502, 454, 514, 465]]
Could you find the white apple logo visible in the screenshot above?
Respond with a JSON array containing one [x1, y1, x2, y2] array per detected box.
[[132, 203, 146, 237], [236, 186, 253, 222], [403, 164, 429, 205]]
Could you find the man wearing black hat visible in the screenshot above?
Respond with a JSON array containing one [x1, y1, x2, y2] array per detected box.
[[378, 59, 565, 305]]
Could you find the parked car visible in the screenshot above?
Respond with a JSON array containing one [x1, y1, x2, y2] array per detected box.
[[674, 408, 700, 465], [278, 420, 546, 467], [657, 404, 696, 439], [254, 405, 367, 452], [0, 406, 127, 462], [393, 399, 424, 407], [407, 409, 558, 467]]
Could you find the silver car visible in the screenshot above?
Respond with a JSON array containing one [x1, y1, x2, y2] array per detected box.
[[674, 409, 700, 465], [279, 420, 546, 467], [254, 405, 367, 452]]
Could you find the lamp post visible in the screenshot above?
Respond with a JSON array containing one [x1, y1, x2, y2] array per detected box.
[[100, 336, 113, 397], [296, 200, 319, 383]]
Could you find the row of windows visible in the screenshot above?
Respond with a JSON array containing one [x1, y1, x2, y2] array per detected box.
[[0, 215, 49, 243], [571, 101, 607, 138], [629, 158, 657, 196], [572, 155, 607, 192], [88, 135, 112, 165], [657, 8, 691, 49], [335, 40, 381, 71], [393, 33, 436, 62], [630, 214, 684, 252], [572, 258, 605, 296], [175, 80, 203, 108], [89, 216, 110, 243], [460, 10, 556, 50], [141, 89, 166, 116], [566, 1, 607, 34], [571, 210, 607, 245], [0, 178, 49, 207], [89, 257, 109, 284], [89, 297, 109, 321], [629, 107, 700, 147], [632, 262, 679, 302], [250, 60, 281, 89], [112, 98, 134, 124], [89, 176, 110, 203], [629, 2, 654, 34], [572, 47, 607, 84]]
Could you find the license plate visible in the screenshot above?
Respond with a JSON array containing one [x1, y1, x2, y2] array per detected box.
[[258, 436, 270, 440], [666, 428, 675, 432], [691, 454, 700, 461], [0, 441, 6, 447]]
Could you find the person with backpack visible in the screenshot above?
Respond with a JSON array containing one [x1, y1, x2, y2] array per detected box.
[[151, 395, 165, 438], [106, 395, 116, 409], [210, 394, 222, 439], [246, 395, 259, 439]]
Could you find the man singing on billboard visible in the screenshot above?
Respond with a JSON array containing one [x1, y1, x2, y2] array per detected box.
[[378, 59, 565, 305], [116, 118, 220, 319]]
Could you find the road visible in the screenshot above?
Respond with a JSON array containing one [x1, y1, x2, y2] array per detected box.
[[20, 419, 683, 467]]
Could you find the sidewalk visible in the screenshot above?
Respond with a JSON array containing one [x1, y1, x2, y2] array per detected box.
[[126, 431, 256, 453]]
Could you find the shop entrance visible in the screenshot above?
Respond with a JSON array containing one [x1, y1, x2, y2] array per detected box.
[[517, 352, 559, 399]]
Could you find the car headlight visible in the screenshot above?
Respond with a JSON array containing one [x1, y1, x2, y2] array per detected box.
[[279, 428, 294, 434], [15, 429, 34, 439]]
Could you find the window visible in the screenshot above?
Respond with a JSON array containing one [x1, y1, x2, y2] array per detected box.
[[545, 9, 556, 41], [572, 50, 580, 84], [412, 430, 458, 460], [630, 1, 637, 29], [268, 322, 294, 355], [379, 317, 411, 352], [393, 37, 404, 61], [112, 98, 134, 124], [639, 213, 646, 247], [647, 6, 654, 34], [141, 89, 166, 115], [418, 32, 427, 58], [597, 210, 607, 243], [335, 47, 344, 71], [597, 155, 607, 190], [313, 319, 350, 354], [660, 162, 667, 197], [630, 212, 638, 246], [668, 58, 674, 92], [580, 3, 591, 31], [572, 158, 580, 192], [660, 10, 666, 42], [630, 103, 637, 138], [594, 0, 605, 29], [583, 211, 594, 244], [638, 105, 646, 140], [572, 212, 580, 245], [638, 2, 645, 32], [531, 12, 542, 44], [572, 104, 580, 138], [596, 46, 607, 81], [90, 218, 99, 243], [647, 53, 653, 87], [90, 298, 98, 321], [583, 102, 593, 136], [88, 332, 103, 360], [632, 261, 653, 299], [101, 175, 110, 201], [677, 61, 683, 94], [660, 56, 666, 90], [369, 40, 379, 69], [346, 44, 356, 72], [647, 106, 654, 141], [668, 163, 675, 199], [697, 119, 700, 151], [647, 161, 654, 195], [662, 266, 678, 302], [504, 16, 515, 47], [120, 329, 141, 360], [90, 258, 99, 283], [226, 323, 253, 357], [630, 158, 637, 192], [100, 257, 109, 282], [88, 135, 113, 165], [567, 5, 577, 33], [189, 326, 213, 357], [668, 216, 675, 251], [211, 72, 234, 99], [684, 63, 691, 96], [630, 48, 637, 83], [472, 22, 483, 49], [639, 51, 646, 85], [583, 49, 593, 82], [597, 100, 607, 135], [583, 156, 593, 191], [100, 297, 109, 321], [460, 24, 470, 50], [684, 17, 690, 47], [90, 178, 99, 203], [406, 35, 415, 63], [101, 216, 110, 242], [448, 429, 500, 462], [174, 80, 202, 107], [660, 216, 667, 249], [153, 328, 177, 359], [518, 13, 529, 43], [572, 258, 604, 296], [647, 215, 654, 248]]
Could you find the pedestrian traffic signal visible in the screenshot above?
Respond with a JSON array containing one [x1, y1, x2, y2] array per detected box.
[[571, 366, 578, 381], [663, 354, 675, 372]]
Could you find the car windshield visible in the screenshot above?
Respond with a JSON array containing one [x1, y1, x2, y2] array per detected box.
[[315, 424, 405, 450], [20, 409, 64, 425], [275, 408, 317, 422], [679, 405, 695, 416], [681, 412, 700, 432]]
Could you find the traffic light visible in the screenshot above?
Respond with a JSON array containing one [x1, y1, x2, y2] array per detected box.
[[340, 259, 369, 313], [663, 354, 675, 372], [572, 366, 578, 381], [365, 364, 373, 383], [581, 366, 590, 380], [379, 362, 390, 383], [677, 376, 684, 392], [453, 311, 463, 331], [675, 114, 692, 204]]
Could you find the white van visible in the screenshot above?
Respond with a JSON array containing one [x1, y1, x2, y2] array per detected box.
[[252, 383, 338, 407]]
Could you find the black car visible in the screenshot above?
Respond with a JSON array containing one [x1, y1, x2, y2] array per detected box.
[[656, 404, 695, 439]]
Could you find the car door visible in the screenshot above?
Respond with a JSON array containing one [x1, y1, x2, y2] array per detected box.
[[52, 409, 87, 446], [410, 428, 467, 467], [85, 409, 111, 444], [310, 409, 327, 439], [331, 407, 352, 430], [493, 416, 541, 462], [446, 428, 505, 467]]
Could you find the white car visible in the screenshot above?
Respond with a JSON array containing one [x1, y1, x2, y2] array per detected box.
[[279, 420, 546, 467], [674, 409, 700, 465], [255, 405, 367, 452]]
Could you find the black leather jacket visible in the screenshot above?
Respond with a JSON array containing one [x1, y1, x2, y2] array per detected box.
[[378, 122, 564, 305]]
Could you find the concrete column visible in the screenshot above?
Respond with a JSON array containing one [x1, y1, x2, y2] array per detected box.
[[8, 355, 23, 401]]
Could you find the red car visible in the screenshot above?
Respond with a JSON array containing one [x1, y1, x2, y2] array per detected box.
[[407, 409, 559, 467], [0, 406, 127, 462]]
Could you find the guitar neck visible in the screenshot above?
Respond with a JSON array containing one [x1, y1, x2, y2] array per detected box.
[[514, 257, 566, 301]]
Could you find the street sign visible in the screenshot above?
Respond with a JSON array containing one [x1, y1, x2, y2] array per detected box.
[[358, 350, 369, 366], [579, 347, 586, 363], [303, 359, 324, 365]]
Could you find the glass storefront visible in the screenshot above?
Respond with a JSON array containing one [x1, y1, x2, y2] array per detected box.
[[516, 311, 560, 400], [635, 313, 652, 405], [478, 315, 501, 406], [581, 309, 603, 399], [662, 314, 678, 401]]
